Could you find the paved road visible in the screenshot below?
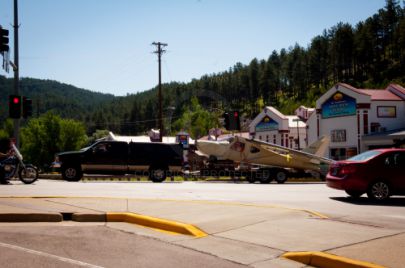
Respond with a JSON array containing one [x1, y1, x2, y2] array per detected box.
[[0, 223, 245, 268], [1, 180, 405, 267], [2, 180, 405, 229]]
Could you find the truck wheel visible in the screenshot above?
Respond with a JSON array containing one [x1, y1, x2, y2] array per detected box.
[[245, 173, 256, 183], [62, 166, 82, 182], [259, 169, 273, 184], [274, 169, 288, 184], [150, 168, 167, 183]]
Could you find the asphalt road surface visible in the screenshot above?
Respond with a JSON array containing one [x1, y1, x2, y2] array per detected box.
[[2, 179, 405, 229], [1, 180, 405, 268], [0, 223, 245, 268]]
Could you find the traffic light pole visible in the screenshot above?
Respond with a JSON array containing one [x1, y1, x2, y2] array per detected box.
[[13, 0, 20, 148]]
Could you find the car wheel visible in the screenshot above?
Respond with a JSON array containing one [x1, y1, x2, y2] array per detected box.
[[367, 181, 390, 201], [274, 169, 288, 184], [345, 190, 363, 198], [150, 168, 167, 183], [62, 166, 82, 182]]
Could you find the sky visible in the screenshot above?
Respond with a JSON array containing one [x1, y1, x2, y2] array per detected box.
[[0, 0, 387, 96]]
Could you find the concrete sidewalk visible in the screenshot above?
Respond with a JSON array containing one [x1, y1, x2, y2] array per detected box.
[[0, 197, 401, 268]]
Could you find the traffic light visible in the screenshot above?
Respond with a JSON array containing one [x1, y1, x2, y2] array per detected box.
[[23, 97, 33, 118], [0, 27, 9, 52], [9, 95, 21, 119], [232, 111, 241, 131], [223, 111, 241, 131], [223, 112, 230, 130]]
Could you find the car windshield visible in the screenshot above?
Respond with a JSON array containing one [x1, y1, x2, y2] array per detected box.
[[347, 150, 382, 161]]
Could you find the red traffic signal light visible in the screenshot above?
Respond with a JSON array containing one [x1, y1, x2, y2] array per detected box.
[[223, 111, 240, 131], [9, 95, 22, 119]]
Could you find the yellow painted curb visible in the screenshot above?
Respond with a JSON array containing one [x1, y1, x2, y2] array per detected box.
[[107, 212, 207, 238], [283, 251, 386, 268]]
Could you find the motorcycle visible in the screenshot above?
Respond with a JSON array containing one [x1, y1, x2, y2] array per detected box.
[[2, 144, 38, 184]]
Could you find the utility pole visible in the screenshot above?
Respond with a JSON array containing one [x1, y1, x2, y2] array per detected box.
[[13, 0, 20, 147], [293, 118, 301, 150], [152, 41, 167, 142]]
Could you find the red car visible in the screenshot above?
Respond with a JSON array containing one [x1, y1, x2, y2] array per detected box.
[[326, 148, 405, 200]]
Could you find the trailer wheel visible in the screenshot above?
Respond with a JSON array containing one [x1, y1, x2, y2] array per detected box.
[[245, 173, 256, 183], [274, 169, 288, 184], [259, 169, 273, 184]]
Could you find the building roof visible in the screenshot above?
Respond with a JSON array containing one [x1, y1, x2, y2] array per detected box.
[[362, 128, 405, 141], [338, 82, 404, 101], [264, 106, 287, 119], [357, 89, 402, 101], [390, 84, 405, 94], [286, 116, 306, 128]]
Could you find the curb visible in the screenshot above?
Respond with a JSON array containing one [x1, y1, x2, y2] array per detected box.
[[107, 212, 207, 238], [0, 213, 62, 222], [283, 251, 386, 268], [0, 212, 207, 238]]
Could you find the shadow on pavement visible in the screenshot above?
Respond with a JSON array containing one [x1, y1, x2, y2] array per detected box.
[[330, 196, 405, 207]]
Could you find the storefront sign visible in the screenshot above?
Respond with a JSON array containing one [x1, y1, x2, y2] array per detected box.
[[255, 116, 278, 132], [322, 92, 356, 118]]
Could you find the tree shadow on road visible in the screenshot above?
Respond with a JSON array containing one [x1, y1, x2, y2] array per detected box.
[[330, 196, 405, 207]]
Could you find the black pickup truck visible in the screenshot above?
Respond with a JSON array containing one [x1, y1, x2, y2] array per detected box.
[[53, 141, 184, 182]]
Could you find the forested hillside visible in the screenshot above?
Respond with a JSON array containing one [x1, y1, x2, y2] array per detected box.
[[0, 76, 113, 122], [1, 0, 404, 139]]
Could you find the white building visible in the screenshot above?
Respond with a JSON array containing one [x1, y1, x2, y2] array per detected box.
[[295, 105, 315, 121], [249, 106, 307, 150], [308, 83, 405, 160]]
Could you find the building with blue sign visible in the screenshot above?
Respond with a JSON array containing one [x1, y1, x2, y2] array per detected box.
[[307, 83, 405, 160], [249, 106, 307, 150]]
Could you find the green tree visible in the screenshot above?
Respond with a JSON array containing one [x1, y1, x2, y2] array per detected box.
[[20, 112, 87, 169], [172, 97, 218, 139]]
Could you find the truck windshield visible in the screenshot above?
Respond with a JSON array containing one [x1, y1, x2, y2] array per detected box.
[[80, 145, 92, 151]]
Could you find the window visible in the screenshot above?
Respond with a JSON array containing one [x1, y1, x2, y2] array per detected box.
[[93, 143, 109, 153], [331, 129, 346, 142], [230, 141, 245, 152], [377, 106, 396, 118], [385, 153, 405, 167]]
